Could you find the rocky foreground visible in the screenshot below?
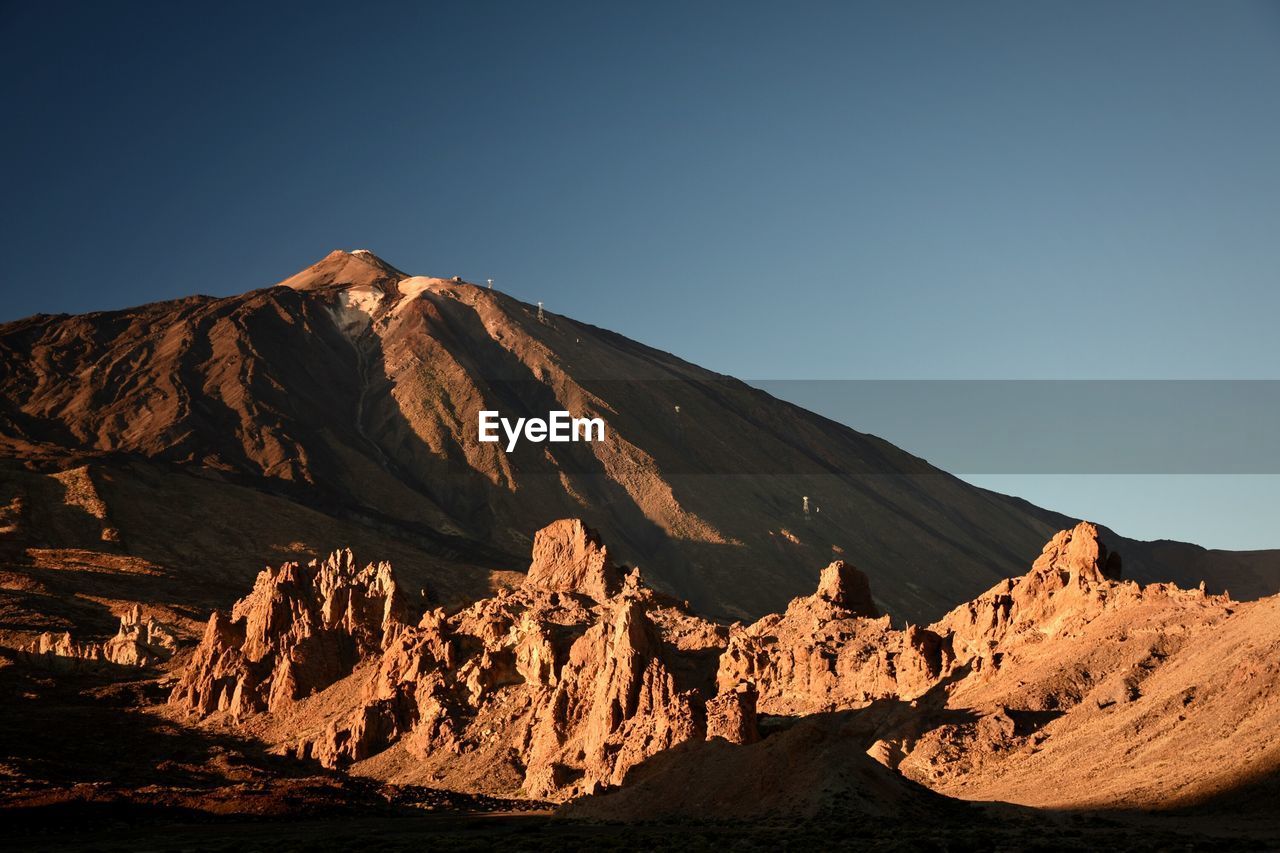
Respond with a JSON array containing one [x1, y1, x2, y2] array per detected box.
[[151, 517, 1280, 824]]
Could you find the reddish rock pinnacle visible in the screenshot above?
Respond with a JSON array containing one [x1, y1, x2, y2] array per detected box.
[[817, 560, 879, 617], [524, 518, 622, 602]]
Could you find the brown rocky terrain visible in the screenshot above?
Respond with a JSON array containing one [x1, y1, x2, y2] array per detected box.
[[171, 519, 726, 800], [170, 549, 405, 719], [2, 515, 1278, 848], [149, 518, 1279, 830], [556, 520, 1280, 828]]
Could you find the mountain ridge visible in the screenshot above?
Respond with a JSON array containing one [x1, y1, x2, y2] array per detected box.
[[1, 250, 1277, 629]]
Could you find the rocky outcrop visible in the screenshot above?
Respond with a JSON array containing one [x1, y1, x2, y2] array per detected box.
[[816, 560, 878, 616], [561, 520, 1261, 821], [933, 521, 1137, 661], [170, 518, 1254, 815], [22, 604, 178, 669], [257, 528, 966, 794], [279, 543, 715, 801], [522, 597, 702, 797], [102, 604, 179, 665], [170, 549, 405, 719], [717, 563, 952, 716], [174, 520, 1104, 800], [706, 682, 759, 745], [523, 519, 621, 602], [859, 521, 1239, 805]]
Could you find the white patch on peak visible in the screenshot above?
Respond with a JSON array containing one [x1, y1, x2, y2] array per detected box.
[[394, 276, 459, 315], [327, 284, 382, 338], [397, 276, 446, 298]]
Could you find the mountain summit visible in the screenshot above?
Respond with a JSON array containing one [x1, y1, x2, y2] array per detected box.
[[276, 248, 408, 292]]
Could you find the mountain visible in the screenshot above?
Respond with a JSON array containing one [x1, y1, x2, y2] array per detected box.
[[4, 254, 1280, 844], [1, 249, 1277, 632]]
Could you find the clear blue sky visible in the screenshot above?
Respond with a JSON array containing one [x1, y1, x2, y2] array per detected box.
[[2, 2, 1278, 547]]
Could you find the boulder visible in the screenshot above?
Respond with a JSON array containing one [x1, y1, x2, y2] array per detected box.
[[524, 519, 621, 601], [816, 560, 878, 617]]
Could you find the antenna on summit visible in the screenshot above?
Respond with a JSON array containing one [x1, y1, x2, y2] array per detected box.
[[537, 301, 545, 322], [487, 278, 493, 290]]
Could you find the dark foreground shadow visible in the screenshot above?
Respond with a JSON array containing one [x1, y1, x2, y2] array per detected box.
[[3, 647, 1278, 852], [0, 652, 534, 835]]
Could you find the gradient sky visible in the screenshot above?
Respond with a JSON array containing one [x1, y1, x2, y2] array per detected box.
[[3, 2, 1279, 547]]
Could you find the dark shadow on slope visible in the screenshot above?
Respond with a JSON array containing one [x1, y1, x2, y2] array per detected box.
[[0, 649, 553, 846], [0, 649, 400, 833], [0, 651, 298, 789], [0, 584, 122, 638], [403, 292, 675, 560]]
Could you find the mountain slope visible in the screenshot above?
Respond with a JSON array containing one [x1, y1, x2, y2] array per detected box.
[[1, 249, 1277, 627]]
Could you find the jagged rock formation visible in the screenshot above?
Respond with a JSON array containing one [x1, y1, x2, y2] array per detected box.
[[166, 519, 723, 800], [935, 521, 1129, 662], [167, 518, 1279, 816], [520, 596, 701, 797], [170, 549, 405, 718], [273, 521, 722, 800], [717, 560, 952, 716], [23, 604, 177, 668], [705, 682, 759, 745], [563, 520, 1277, 821], [884, 521, 1253, 809], [523, 518, 621, 602]]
